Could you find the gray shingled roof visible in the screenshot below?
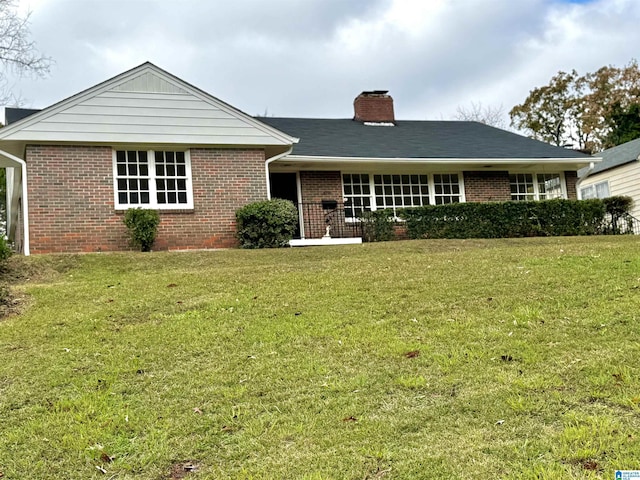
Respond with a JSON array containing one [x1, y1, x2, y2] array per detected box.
[[259, 117, 589, 159], [2, 108, 592, 160], [4, 108, 41, 125], [578, 137, 640, 177]]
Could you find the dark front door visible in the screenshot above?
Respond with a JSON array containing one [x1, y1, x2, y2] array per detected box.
[[269, 173, 301, 238], [270, 173, 298, 205]]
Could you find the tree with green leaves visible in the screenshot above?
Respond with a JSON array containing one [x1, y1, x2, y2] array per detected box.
[[510, 60, 640, 153], [603, 103, 640, 147], [510, 70, 579, 148]]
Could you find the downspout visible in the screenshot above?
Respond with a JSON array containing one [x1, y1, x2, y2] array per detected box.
[[575, 161, 595, 200], [0, 149, 29, 255], [265, 146, 293, 199]]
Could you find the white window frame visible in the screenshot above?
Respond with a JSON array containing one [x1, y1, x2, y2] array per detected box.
[[113, 149, 194, 210], [580, 180, 610, 200], [342, 172, 466, 220], [509, 172, 567, 201], [342, 173, 373, 219], [432, 173, 464, 205]]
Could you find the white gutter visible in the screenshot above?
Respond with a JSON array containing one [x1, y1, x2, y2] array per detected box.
[[0, 149, 29, 255], [282, 155, 599, 166], [265, 146, 294, 200]]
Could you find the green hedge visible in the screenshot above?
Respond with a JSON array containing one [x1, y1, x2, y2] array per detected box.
[[236, 199, 299, 248], [358, 209, 396, 242], [399, 199, 607, 239]]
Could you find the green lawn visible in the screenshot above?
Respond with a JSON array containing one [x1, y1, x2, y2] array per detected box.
[[1, 236, 639, 479]]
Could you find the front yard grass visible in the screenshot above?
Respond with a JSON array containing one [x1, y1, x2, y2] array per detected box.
[[0, 236, 639, 479]]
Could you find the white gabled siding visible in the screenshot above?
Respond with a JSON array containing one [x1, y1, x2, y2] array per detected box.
[[580, 161, 640, 218], [111, 71, 188, 94], [15, 90, 285, 145], [0, 64, 295, 147]]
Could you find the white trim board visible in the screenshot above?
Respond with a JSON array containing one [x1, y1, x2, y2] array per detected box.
[[289, 238, 362, 247]]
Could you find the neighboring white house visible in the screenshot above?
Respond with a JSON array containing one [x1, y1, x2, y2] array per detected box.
[[578, 137, 640, 220]]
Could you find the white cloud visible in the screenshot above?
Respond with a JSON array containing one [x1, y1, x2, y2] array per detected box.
[[8, 0, 640, 127]]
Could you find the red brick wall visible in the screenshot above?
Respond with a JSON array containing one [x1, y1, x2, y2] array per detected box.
[[463, 171, 512, 202], [299, 171, 343, 203], [464, 170, 579, 202], [26, 145, 267, 253], [299, 171, 346, 238], [564, 170, 578, 199], [353, 94, 395, 123]]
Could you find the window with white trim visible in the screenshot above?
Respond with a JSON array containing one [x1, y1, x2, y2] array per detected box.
[[433, 174, 461, 204], [580, 181, 610, 199], [537, 173, 564, 200], [509, 173, 535, 201], [509, 173, 565, 201], [343, 174, 372, 219], [343, 173, 462, 219], [373, 174, 430, 212], [114, 150, 193, 209]]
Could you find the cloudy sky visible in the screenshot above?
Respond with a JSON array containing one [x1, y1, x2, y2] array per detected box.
[[7, 0, 640, 125]]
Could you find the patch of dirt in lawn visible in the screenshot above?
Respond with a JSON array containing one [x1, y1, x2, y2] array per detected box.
[[164, 461, 199, 479], [0, 285, 30, 319], [0, 255, 82, 320], [3, 255, 81, 284]]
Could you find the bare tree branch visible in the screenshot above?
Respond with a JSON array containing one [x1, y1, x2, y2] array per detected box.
[[454, 102, 507, 129], [0, 0, 51, 104]]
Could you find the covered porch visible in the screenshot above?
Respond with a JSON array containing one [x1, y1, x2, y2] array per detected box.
[[268, 171, 364, 246], [0, 150, 28, 255]]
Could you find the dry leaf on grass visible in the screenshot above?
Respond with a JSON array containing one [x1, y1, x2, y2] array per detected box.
[[581, 460, 599, 471], [100, 452, 114, 463]]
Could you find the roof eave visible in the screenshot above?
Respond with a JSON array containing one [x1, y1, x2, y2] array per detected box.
[[278, 155, 598, 166], [589, 156, 639, 176]]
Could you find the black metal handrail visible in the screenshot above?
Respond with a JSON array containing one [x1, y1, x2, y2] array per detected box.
[[297, 202, 363, 239], [602, 212, 640, 235]]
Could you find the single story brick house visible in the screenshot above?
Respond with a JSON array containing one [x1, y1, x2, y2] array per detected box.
[[0, 62, 597, 254]]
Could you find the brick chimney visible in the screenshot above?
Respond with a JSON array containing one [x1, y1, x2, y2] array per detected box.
[[353, 90, 395, 123]]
